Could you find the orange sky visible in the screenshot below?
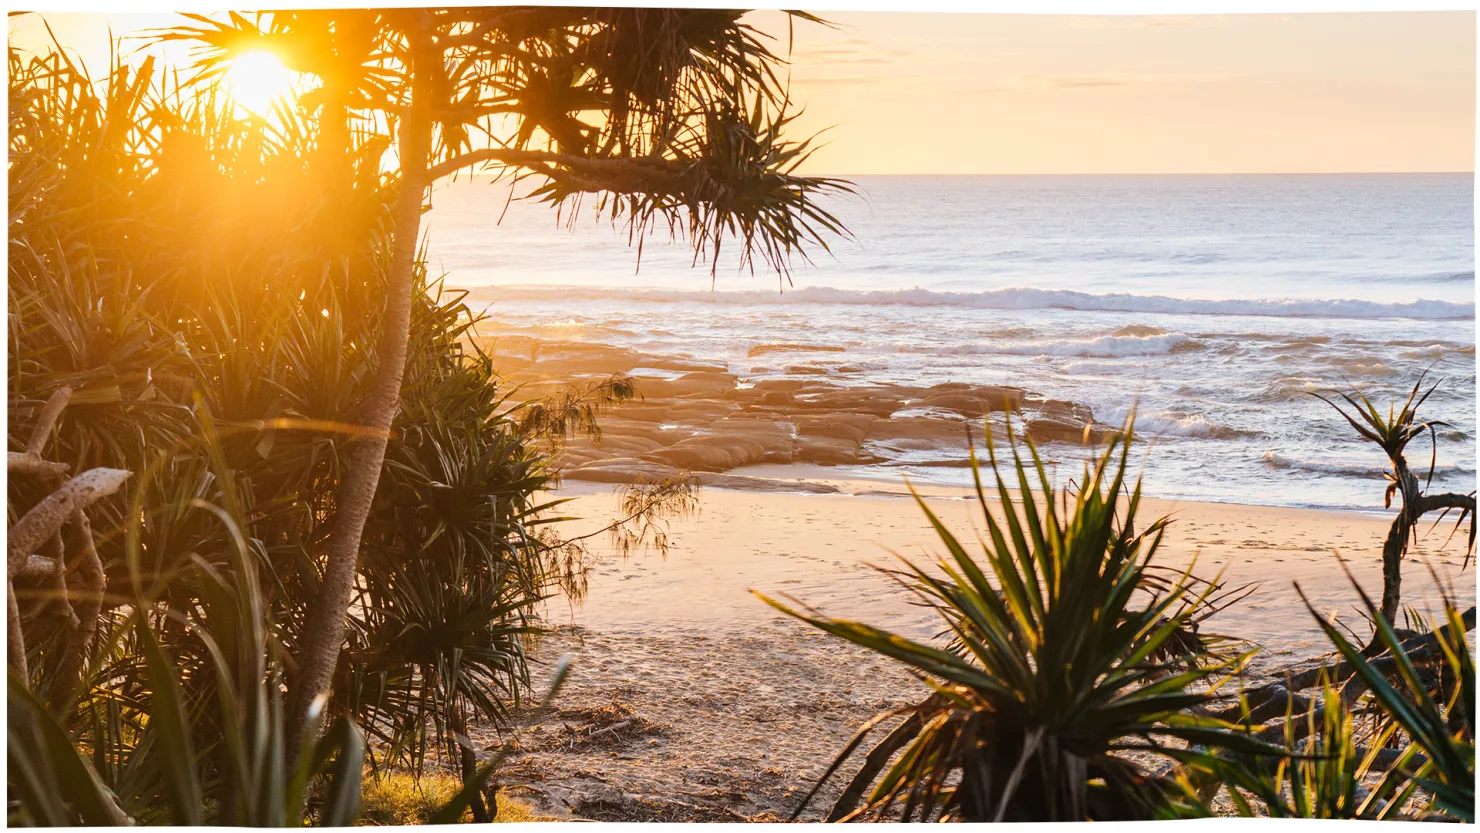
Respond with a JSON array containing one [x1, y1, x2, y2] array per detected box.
[[10, 9, 1476, 174]]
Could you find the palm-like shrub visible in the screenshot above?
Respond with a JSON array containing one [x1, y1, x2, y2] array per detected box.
[[7, 30, 576, 817], [6, 423, 572, 826], [8, 434, 368, 826], [1314, 375, 1475, 624], [1194, 576, 1473, 821], [1306, 581, 1475, 821], [759, 423, 1269, 822]]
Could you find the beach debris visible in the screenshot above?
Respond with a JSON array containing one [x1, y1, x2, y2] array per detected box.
[[547, 700, 669, 750]]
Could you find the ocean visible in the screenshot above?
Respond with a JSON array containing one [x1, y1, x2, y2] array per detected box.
[[426, 173, 1476, 512]]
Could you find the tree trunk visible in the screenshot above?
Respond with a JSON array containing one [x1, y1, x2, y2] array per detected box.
[[1378, 458, 1423, 627], [1375, 457, 1475, 632], [1379, 511, 1408, 627], [448, 704, 493, 822], [286, 11, 434, 758]]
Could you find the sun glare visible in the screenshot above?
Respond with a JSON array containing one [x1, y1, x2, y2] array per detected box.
[[225, 49, 297, 116]]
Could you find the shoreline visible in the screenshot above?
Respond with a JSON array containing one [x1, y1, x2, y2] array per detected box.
[[582, 459, 1413, 517]]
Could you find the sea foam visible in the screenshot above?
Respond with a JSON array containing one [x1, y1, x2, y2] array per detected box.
[[472, 285, 1475, 321]]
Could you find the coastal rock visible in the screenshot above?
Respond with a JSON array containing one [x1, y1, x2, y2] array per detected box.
[[647, 359, 728, 374], [670, 371, 738, 398], [750, 379, 807, 394], [796, 413, 876, 444], [757, 390, 794, 406], [1025, 418, 1114, 445], [747, 343, 847, 358], [643, 444, 736, 472], [695, 473, 841, 493], [631, 377, 679, 399], [1036, 398, 1097, 425], [917, 386, 1022, 416], [866, 415, 973, 447], [564, 458, 684, 484], [796, 437, 875, 466], [608, 403, 673, 423], [793, 389, 902, 419]]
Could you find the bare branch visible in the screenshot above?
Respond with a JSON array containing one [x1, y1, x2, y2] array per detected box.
[[427, 147, 679, 186], [8, 469, 131, 578], [8, 453, 70, 480], [25, 386, 72, 456], [8, 581, 26, 676]]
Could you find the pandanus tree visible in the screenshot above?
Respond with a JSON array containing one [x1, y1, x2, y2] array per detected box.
[[1313, 374, 1475, 627], [161, 7, 851, 757]]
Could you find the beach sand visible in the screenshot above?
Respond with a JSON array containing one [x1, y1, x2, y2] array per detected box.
[[484, 469, 1475, 821]]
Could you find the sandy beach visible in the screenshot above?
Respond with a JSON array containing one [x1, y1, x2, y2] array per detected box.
[[489, 470, 1475, 821]]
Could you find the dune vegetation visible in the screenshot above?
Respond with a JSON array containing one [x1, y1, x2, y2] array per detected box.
[[6, 6, 1476, 826], [762, 421, 1474, 821]]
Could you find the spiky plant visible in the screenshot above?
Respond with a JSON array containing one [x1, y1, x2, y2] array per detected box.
[[1201, 672, 1402, 819], [1191, 571, 1473, 821], [6, 443, 572, 826], [1313, 374, 1475, 624], [8, 422, 368, 827], [759, 422, 1272, 822], [1299, 574, 1473, 821]]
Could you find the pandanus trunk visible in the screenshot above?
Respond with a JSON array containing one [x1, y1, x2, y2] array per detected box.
[[1377, 455, 1475, 631], [1380, 459, 1422, 626], [286, 11, 434, 757]]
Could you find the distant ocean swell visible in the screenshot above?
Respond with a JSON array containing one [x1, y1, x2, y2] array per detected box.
[[472, 285, 1475, 320], [898, 327, 1200, 358]]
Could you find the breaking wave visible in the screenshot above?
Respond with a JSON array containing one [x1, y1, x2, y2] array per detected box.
[[471, 285, 1475, 321], [899, 329, 1201, 358], [1262, 450, 1470, 478]]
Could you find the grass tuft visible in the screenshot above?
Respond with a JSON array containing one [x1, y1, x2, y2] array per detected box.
[[358, 771, 545, 825]]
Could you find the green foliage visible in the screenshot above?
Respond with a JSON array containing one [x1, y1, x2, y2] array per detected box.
[[760, 421, 1269, 821], [1303, 578, 1473, 821], [359, 772, 467, 825], [1314, 374, 1446, 478], [7, 23, 577, 821], [8, 440, 367, 826], [1201, 673, 1403, 819], [1185, 577, 1473, 821]]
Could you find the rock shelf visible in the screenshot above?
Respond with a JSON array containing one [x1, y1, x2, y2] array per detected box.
[[480, 335, 1118, 484]]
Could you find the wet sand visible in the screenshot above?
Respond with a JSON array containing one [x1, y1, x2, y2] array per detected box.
[[484, 471, 1475, 821]]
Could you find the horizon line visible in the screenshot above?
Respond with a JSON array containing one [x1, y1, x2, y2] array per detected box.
[[452, 169, 1476, 178], [806, 170, 1477, 177]]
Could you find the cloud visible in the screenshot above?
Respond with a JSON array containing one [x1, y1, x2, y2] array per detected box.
[[796, 72, 922, 88], [970, 72, 1234, 93], [1065, 15, 1231, 30], [794, 35, 915, 66]]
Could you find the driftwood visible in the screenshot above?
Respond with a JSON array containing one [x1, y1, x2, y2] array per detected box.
[[1204, 605, 1476, 726], [6, 388, 128, 687]]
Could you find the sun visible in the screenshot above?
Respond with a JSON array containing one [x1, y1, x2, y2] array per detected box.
[[224, 49, 298, 116]]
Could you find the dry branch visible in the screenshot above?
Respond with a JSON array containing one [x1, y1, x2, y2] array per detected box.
[[25, 387, 72, 455], [1203, 605, 1475, 724], [7, 468, 130, 578]]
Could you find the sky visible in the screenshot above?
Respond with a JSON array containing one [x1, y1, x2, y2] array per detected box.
[[9, 9, 1476, 174]]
